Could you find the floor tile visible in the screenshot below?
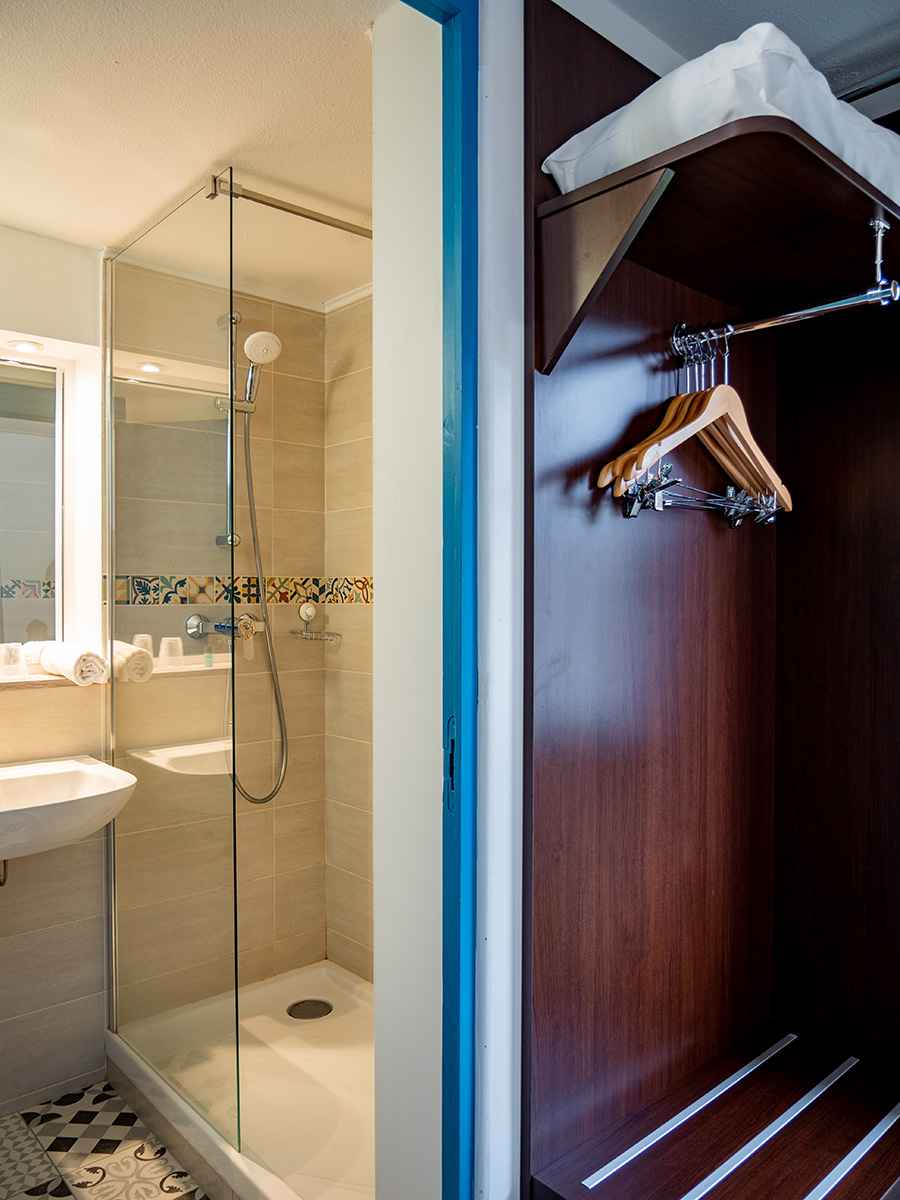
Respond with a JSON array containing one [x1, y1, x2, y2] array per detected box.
[[22, 1084, 151, 1171], [60, 1135, 204, 1200], [0, 1114, 60, 1200]]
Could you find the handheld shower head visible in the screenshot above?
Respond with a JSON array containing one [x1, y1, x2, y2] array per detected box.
[[244, 331, 282, 365], [242, 331, 282, 406]]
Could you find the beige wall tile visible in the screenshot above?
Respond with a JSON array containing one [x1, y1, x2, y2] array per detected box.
[[319, 604, 372, 673], [238, 943, 274, 988], [325, 800, 372, 881], [325, 508, 372, 576], [278, 737, 326, 806], [233, 671, 275, 744], [274, 928, 326, 974], [116, 497, 224, 576], [234, 741, 277, 814], [273, 375, 325, 446], [117, 956, 234, 1025], [272, 305, 324, 381], [116, 818, 233, 909], [116, 423, 226, 505], [326, 865, 373, 948], [274, 866, 325, 939], [326, 929, 373, 983], [325, 369, 372, 447], [233, 503, 272, 574], [114, 264, 230, 367], [116, 753, 236, 834], [326, 438, 372, 512], [234, 428, 273, 510], [0, 918, 105, 1022], [325, 735, 372, 811], [0, 994, 106, 1110], [326, 670, 372, 742], [274, 801, 325, 875], [0, 686, 103, 762], [325, 299, 372, 380], [115, 673, 227, 756], [237, 876, 274, 952], [236, 808, 273, 882], [272, 442, 324, 512], [271, 508, 325, 577], [0, 838, 104, 938], [279, 668, 326, 738], [117, 888, 233, 985]]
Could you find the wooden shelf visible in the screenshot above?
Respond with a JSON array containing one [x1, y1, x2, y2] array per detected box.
[[532, 1032, 900, 1200], [536, 116, 900, 373]]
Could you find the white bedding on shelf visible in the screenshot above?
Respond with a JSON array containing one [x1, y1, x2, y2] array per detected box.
[[541, 23, 900, 207]]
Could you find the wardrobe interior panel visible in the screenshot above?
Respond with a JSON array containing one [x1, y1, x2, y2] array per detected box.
[[774, 306, 900, 1055]]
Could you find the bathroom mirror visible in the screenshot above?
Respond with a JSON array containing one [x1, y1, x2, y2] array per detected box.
[[0, 359, 60, 644]]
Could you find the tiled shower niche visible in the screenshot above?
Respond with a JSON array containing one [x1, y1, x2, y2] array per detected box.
[[112, 263, 373, 1033]]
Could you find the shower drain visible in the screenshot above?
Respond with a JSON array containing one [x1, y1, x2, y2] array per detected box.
[[287, 998, 334, 1020]]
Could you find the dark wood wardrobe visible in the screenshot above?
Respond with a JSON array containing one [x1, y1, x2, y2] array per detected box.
[[523, 3, 900, 1197]]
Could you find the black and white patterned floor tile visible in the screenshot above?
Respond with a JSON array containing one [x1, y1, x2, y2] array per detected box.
[[10, 1083, 207, 1200], [0, 1113, 61, 1200], [21, 1084, 151, 1171]]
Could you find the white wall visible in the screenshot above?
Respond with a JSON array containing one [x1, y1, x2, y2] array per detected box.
[[372, 4, 445, 1196], [475, 0, 526, 1196], [0, 224, 101, 346]]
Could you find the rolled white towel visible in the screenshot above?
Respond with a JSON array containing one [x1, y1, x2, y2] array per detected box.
[[112, 640, 153, 683], [22, 640, 110, 686]]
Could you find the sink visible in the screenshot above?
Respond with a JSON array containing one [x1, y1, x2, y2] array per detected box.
[[0, 755, 137, 860], [130, 739, 232, 776]]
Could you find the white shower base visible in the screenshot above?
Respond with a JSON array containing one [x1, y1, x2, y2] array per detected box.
[[109, 961, 374, 1200]]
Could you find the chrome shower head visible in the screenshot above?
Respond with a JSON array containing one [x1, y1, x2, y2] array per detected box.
[[243, 331, 282, 407], [244, 331, 282, 365]]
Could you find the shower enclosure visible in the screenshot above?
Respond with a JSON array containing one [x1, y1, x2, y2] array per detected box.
[[106, 169, 375, 1198]]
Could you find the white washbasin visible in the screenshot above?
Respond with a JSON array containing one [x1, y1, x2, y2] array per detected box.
[[130, 739, 232, 776], [0, 755, 137, 860]]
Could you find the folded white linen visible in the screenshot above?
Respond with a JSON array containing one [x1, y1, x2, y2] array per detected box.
[[112, 640, 153, 683], [542, 23, 900, 207], [22, 640, 110, 686]]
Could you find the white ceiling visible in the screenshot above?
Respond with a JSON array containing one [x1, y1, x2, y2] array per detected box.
[[5, 1, 900, 309], [1, 0, 392, 309], [605, 0, 900, 95]]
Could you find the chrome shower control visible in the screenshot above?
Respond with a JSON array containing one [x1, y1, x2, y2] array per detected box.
[[186, 614, 208, 639]]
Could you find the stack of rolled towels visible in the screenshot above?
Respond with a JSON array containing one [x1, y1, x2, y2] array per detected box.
[[24, 641, 110, 686], [22, 640, 153, 685]]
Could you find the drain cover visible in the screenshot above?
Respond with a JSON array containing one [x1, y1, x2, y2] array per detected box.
[[287, 998, 333, 1020]]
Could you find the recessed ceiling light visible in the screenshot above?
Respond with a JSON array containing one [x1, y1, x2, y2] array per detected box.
[[7, 339, 44, 353], [138, 361, 165, 373]]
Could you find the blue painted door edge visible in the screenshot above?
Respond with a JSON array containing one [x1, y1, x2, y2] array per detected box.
[[402, 1, 478, 1198]]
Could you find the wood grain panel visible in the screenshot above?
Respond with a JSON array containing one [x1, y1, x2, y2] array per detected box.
[[528, 252, 778, 1172], [774, 303, 900, 1055]]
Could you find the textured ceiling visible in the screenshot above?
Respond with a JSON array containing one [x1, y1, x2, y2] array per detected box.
[[1, 0, 392, 308], [606, 0, 900, 94]]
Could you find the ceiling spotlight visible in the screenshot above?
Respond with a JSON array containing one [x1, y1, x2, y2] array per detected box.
[[7, 339, 44, 353], [137, 361, 165, 373]]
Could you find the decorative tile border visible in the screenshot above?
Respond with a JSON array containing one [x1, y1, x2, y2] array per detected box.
[[113, 575, 372, 605], [0, 579, 55, 599]]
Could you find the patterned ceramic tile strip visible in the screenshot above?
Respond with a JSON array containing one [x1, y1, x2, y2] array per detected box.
[[0, 580, 55, 599], [110, 576, 372, 604]]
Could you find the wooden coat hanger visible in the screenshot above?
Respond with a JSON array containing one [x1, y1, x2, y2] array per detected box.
[[598, 384, 792, 511]]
